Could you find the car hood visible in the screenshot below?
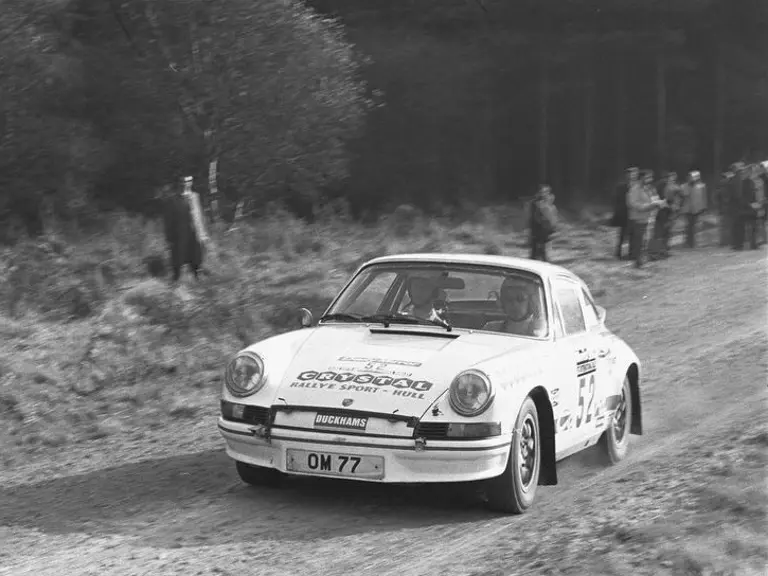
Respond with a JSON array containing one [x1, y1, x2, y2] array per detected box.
[[274, 325, 538, 417]]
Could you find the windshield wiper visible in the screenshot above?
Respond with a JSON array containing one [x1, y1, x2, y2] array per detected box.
[[361, 314, 421, 328], [318, 312, 365, 323], [363, 313, 452, 332], [419, 315, 453, 332]]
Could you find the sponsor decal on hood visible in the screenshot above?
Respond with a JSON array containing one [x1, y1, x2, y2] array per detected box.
[[289, 369, 433, 401], [314, 412, 369, 431], [274, 326, 538, 414]]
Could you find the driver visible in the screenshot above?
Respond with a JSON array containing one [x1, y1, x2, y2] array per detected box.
[[402, 275, 441, 318], [484, 276, 547, 337]]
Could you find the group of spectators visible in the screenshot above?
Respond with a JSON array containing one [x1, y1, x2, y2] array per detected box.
[[609, 162, 767, 268], [526, 161, 767, 267], [715, 162, 768, 251], [611, 167, 705, 267]]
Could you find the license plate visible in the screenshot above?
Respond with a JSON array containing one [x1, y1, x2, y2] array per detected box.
[[285, 449, 385, 480]]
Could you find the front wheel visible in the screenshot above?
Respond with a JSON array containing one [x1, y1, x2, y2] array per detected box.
[[485, 396, 541, 514], [235, 461, 284, 488], [599, 375, 632, 464]]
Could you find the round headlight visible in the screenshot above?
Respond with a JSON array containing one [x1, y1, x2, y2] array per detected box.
[[224, 351, 266, 397], [449, 369, 494, 417]]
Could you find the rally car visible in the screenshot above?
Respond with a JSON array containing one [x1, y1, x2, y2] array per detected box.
[[218, 253, 643, 513]]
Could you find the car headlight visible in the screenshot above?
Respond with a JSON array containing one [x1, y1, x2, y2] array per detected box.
[[448, 369, 494, 417], [224, 351, 266, 397]]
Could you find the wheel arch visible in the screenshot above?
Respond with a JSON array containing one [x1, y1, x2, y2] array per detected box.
[[528, 386, 557, 486], [627, 363, 642, 435]]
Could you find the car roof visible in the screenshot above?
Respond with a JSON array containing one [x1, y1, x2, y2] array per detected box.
[[363, 253, 582, 283]]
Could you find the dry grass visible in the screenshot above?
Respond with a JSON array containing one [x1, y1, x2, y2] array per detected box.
[[0, 203, 718, 464]]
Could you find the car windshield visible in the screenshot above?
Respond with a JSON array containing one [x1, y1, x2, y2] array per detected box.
[[324, 262, 550, 338]]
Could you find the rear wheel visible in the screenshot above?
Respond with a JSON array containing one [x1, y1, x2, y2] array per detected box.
[[599, 375, 632, 464], [235, 461, 284, 488], [485, 396, 541, 514]]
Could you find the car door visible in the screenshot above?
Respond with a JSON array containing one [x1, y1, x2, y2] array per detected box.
[[578, 284, 613, 434], [551, 277, 597, 454]]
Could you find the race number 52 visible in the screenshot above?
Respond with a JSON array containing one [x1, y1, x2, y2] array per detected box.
[[577, 374, 596, 428]]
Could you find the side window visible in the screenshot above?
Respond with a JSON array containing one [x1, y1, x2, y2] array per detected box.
[[581, 287, 600, 330], [344, 272, 398, 315], [553, 281, 586, 335]]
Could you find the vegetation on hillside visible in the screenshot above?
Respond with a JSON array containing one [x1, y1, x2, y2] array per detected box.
[[1, 204, 702, 462]]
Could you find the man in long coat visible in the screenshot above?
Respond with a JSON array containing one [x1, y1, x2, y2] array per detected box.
[[162, 177, 207, 282], [611, 167, 637, 260]]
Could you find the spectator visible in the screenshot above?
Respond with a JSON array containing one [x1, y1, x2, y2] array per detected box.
[[627, 170, 666, 268], [650, 171, 681, 259], [756, 162, 767, 246], [716, 170, 734, 247], [728, 162, 747, 250], [740, 164, 762, 250], [680, 170, 707, 248], [163, 176, 206, 283], [610, 167, 636, 260], [528, 185, 558, 262]]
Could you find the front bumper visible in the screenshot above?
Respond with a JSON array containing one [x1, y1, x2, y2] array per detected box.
[[217, 417, 511, 483]]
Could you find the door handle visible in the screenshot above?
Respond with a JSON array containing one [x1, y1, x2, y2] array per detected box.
[[597, 348, 610, 358]]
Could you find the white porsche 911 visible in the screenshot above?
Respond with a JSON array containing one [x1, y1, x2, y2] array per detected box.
[[218, 253, 643, 513]]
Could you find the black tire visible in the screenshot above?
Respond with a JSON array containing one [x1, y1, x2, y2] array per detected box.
[[599, 375, 632, 464], [235, 461, 284, 488], [485, 396, 541, 514]]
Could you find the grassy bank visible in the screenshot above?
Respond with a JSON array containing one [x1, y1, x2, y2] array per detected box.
[[0, 203, 718, 465]]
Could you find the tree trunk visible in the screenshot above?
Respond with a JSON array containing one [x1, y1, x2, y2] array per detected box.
[[569, 56, 581, 201], [538, 51, 549, 186], [713, 40, 724, 206], [656, 27, 667, 175], [616, 44, 626, 179], [583, 41, 594, 198]]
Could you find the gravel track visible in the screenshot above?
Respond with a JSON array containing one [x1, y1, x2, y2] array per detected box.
[[1, 246, 765, 576]]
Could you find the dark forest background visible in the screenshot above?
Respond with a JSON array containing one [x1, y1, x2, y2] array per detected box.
[[1, 0, 767, 235]]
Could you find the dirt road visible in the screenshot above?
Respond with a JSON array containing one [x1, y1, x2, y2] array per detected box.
[[1, 246, 766, 576]]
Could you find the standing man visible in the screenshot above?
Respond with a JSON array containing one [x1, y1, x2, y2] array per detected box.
[[716, 169, 734, 247], [627, 170, 666, 268], [652, 171, 682, 258], [741, 164, 762, 250], [755, 162, 767, 246], [729, 162, 748, 250], [528, 185, 558, 262], [611, 167, 636, 260], [163, 176, 207, 283], [680, 170, 707, 248]]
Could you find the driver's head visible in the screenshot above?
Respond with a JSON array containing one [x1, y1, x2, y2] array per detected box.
[[408, 276, 438, 307], [500, 276, 534, 317]]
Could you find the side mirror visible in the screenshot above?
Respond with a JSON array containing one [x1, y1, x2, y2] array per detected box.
[[596, 305, 607, 324], [299, 307, 314, 328]]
